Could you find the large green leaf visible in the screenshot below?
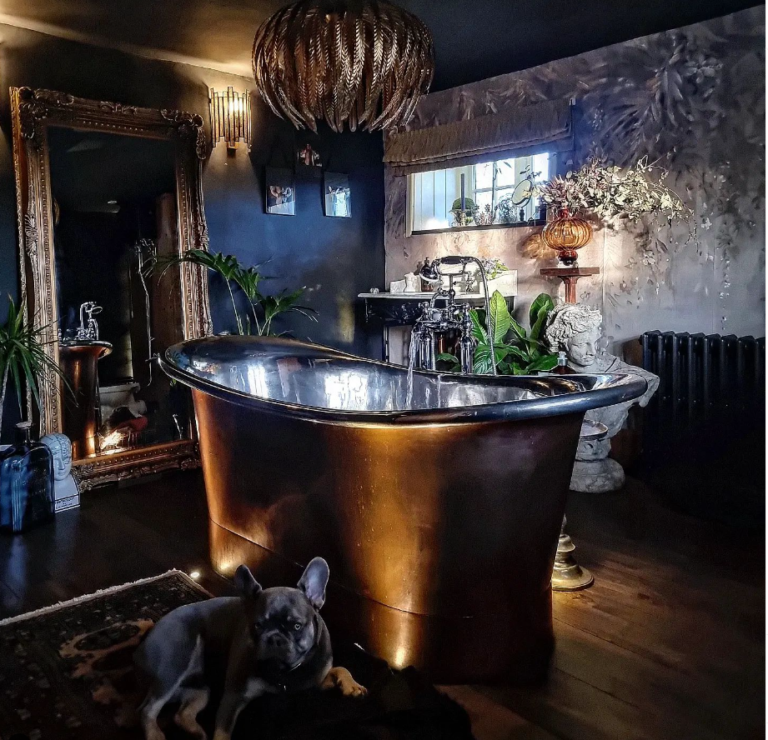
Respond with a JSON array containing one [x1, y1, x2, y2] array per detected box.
[[436, 353, 460, 371], [489, 290, 511, 344], [529, 293, 555, 329], [527, 354, 559, 373], [508, 316, 527, 341], [473, 343, 510, 374], [470, 310, 487, 343]]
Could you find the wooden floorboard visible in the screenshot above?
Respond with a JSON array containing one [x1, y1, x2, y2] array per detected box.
[[0, 471, 763, 740]]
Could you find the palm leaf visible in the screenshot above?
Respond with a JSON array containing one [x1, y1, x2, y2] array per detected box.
[[0, 295, 72, 426]]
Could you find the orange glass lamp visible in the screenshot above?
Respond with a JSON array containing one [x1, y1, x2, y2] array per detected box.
[[209, 87, 252, 151], [542, 209, 593, 266]]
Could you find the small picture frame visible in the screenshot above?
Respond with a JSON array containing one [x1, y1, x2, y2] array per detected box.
[[297, 143, 322, 168], [324, 172, 351, 218], [265, 167, 295, 216]]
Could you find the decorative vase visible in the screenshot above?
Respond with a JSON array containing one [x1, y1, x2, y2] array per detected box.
[[542, 209, 593, 266]]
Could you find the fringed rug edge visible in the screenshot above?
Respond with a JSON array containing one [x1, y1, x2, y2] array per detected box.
[[0, 569, 212, 628]]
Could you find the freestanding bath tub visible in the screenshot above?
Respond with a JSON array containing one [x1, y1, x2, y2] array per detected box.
[[161, 336, 646, 683]]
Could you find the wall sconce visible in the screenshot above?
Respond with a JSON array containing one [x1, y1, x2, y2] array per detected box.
[[209, 87, 252, 151]]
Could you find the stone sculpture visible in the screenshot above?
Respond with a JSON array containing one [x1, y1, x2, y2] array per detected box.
[[40, 432, 80, 511], [545, 303, 660, 492]]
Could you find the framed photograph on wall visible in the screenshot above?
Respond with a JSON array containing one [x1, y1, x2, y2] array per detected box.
[[265, 167, 296, 216], [324, 172, 351, 218]]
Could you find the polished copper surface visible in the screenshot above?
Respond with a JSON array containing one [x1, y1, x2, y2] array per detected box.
[[162, 336, 647, 683], [58, 342, 111, 460]]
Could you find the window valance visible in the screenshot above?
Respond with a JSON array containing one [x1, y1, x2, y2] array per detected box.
[[383, 99, 573, 175]]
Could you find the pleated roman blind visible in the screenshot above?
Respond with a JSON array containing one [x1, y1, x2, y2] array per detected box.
[[384, 99, 574, 175]]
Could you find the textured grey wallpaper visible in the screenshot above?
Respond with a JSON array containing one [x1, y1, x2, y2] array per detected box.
[[384, 7, 765, 355]]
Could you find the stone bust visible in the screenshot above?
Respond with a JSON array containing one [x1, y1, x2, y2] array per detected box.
[[41, 432, 73, 480], [41, 432, 79, 508], [545, 303, 660, 492]]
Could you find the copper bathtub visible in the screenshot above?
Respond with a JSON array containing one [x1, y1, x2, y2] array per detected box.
[[161, 336, 646, 683]]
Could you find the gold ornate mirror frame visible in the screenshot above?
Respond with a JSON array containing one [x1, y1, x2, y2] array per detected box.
[[10, 87, 214, 490]]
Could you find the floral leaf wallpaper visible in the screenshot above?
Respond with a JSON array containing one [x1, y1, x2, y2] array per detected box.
[[384, 7, 764, 357]]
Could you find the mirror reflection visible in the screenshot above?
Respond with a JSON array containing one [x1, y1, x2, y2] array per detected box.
[[49, 127, 190, 459]]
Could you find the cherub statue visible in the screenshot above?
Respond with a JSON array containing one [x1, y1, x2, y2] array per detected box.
[[545, 303, 659, 492]]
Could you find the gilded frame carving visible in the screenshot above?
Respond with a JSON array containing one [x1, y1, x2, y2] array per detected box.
[[10, 86, 214, 488]]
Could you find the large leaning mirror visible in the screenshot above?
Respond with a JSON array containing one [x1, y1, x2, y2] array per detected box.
[[11, 87, 213, 490]]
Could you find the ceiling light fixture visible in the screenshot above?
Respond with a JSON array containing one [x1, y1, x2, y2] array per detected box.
[[252, 0, 435, 133], [209, 87, 252, 151]]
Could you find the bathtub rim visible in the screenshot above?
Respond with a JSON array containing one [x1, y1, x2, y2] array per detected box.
[[160, 335, 648, 426]]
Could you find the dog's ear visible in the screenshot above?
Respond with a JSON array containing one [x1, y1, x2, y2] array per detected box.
[[298, 557, 330, 610], [234, 565, 262, 599]]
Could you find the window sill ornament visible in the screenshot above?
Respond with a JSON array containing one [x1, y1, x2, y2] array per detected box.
[[252, 0, 435, 133]]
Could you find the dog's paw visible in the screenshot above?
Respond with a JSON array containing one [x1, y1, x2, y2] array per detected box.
[[340, 678, 368, 698], [336, 669, 368, 698], [323, 666, 368, 698]]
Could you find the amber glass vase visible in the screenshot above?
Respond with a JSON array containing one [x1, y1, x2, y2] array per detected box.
[[542, 209, 593, 266]]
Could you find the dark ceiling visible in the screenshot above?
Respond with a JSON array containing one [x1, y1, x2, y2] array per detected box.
[[0, 0, 761, 90]]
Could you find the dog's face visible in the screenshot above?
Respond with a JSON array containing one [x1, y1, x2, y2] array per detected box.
[[234, 558, 329, 669]]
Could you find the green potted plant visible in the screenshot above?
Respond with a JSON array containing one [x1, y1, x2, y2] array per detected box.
[[438, 291, 558, 375], [158, 249, 317, 337], [0, 295, 69, 436], [450, 197, 478, 227]]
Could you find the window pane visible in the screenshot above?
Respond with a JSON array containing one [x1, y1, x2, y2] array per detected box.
[[495, 158, 517, 188], [474, 162, 493, 190], [409, 151, 551, 232], [494, 187, 514, 206], [474, 189, 493, 212], [532, 152, 549, 183]]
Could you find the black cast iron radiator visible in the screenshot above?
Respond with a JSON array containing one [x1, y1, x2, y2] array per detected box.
[[639, 330, 765, 524], [641, 331, 765, 432]]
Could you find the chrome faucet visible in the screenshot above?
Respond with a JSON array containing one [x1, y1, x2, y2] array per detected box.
[[76, 301, 103, 341], [413, 256, 497, 375]]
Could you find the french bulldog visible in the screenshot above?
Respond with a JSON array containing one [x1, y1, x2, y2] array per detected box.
[[134, 557, 366, 740]]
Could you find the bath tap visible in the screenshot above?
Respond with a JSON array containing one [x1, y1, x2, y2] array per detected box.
[[76, 301, 103, 341], [414, 256, 497, 375]]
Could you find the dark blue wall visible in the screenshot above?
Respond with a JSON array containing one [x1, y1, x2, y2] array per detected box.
[[0, 24, 384, 441]]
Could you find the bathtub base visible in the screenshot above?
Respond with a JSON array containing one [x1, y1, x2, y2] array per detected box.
[[210, 520, 555, 685]]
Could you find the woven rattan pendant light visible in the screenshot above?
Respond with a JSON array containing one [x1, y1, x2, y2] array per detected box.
[[252, 0, 435, 133]]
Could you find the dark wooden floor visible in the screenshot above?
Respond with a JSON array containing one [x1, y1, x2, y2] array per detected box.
[[0, 471, 763, 740]]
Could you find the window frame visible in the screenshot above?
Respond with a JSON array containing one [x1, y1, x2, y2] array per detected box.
[[408, 151, 556, 237]]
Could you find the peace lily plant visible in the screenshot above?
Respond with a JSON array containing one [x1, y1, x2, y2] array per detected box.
[[439, 291, 558, 375]]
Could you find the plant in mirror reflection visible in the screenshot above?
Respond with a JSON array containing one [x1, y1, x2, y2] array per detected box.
[[437, 291, 558, 375], [156, 249, 317, 337]]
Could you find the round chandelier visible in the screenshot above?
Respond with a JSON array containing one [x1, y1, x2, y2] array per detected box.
[[252, 0, 435, 133]]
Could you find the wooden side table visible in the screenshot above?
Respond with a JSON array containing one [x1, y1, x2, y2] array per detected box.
[[540, 267, 600, 304]]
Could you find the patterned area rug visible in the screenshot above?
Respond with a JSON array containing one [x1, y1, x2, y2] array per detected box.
[[0, 572, 474, 740]]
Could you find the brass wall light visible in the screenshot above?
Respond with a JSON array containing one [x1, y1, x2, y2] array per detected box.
[[209, 87, 252, 151]]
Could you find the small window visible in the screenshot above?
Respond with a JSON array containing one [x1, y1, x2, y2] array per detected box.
[[408, 152, 550, 234]]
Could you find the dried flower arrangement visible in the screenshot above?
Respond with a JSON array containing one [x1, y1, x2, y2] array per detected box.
[[537, 157, 690, 227]]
